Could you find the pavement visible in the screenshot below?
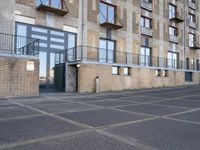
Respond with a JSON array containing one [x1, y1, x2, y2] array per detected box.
[[0, 85, 200, 150]]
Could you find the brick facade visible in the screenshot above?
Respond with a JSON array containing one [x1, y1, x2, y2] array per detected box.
[[0, 55, 39, 98]]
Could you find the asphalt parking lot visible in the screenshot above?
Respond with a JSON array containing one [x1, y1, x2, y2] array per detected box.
[[0, 85, 200, 150]]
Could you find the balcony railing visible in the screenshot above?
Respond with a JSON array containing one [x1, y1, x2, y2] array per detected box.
[[36, 0, 68, 16], [141, 27, 153, 36], [56, 46, 200, 71], [0, 33, 39, 56], [169, 35, 178, 43], [141, 0, 152, 11]]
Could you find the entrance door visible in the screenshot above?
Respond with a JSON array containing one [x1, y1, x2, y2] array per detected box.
[[16, 22, 77, 91]]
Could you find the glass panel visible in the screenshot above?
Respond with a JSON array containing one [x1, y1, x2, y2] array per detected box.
[[51, 0, 62, 9], [50, 30, 64, 36], [140, 47, 145, 66], [107, 41, 114, 63], [50, 44, 64, 50], [32, 27, 48, 33], [36, 0, 49, 6], [49, 53, 56, 84], [145, 48, 150, 66], [67, 34, 76, 61], [100, 2, 107, 23], [39, 52, 47, 85], [112, 67, 118, 74], [99, 40, 107, 62], [108, 5, 115, 23], [16, 25, 27, 54]]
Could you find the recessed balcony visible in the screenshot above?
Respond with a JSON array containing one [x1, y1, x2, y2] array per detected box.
[[36, 0, 68, 16], [169, 13, 184, 23], [141, 27, 153, 37], [190, 43, 200, 50], [169, 35, 178, 43], [141, 0, 152, 11]]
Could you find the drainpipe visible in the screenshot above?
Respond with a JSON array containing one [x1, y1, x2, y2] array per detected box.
[[81, 0, 84, 47], [183, 0, 186, 69]]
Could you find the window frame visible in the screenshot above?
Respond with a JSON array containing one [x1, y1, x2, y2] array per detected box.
[[112, 66, 120, 75], [99, 1, 117, 24]]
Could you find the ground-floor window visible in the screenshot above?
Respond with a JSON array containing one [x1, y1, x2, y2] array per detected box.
[[168, 51, 178, 69], [140, 46, 151, 66], [99, 39, 115, 63]]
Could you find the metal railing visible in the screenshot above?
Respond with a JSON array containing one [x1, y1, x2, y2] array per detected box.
[[0, 33, 39, 56], [56, 46, 200, 71]]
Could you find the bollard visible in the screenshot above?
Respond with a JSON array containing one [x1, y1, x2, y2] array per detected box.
[[95, 76, 99, 93]]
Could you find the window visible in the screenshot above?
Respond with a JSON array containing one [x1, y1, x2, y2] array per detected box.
[[190, 0, 195, 4], [27, 61, 35, 71], [140, 46, 151, 66], [124, 67, 130, 75], [112, 66, 119, 75], [163, 70, 169, 77], [141, 16, 152, 29], [156, 69, 161, 77], [197, 59, 200, 71], [189, 13, 196, 23], [143, 0, 152, 3], [169, 4, 176, 19], [37, 0, 64, 9], [100, 1, 116, 24], [189, 33, 195, 47], [99, 39, 115, 63], [168, 52, 178, 69], [169, 26, 178, 37]]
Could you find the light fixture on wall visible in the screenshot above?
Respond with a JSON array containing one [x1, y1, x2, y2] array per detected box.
[[77, 64, 81, 68]]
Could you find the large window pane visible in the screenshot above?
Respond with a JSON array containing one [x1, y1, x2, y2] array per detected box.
[[100, 3, 107, 23], [16, 25, 27, 53], [99, 40, 107, 62], [39, 52, 47, 85], [107, 41, 114, 63], [67, 34, 76, 61], [108, 6, 115, 23]]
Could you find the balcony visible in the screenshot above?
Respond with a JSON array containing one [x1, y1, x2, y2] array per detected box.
[[188, 0, 196, 9], [169, 13, 184, 23], [36, 0, 68, 16], [99, 2, 123, 30], [141, 0, 152, 11], [189, 21, 196, 29], [141, 27, 153, 37], [190, 42, 200, 50], [56, 46, 199, 71], [0, 33, 39, 56], [169, 35, 178, 43]]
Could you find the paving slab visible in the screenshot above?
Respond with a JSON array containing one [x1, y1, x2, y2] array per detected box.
[[0, 115, 83, 145], [3, 131, 138, 150], [106, 118, 200, 150], [31, 102, 100, 113], [170, 110, 200, 123], [0, 101, 19, 108], [118, 95, 165, 103], [116, 104, 190, 116], [177, 95, 200, 101], [58, 109, 150, 127], [156, 99, 200, 108], [0, 106, 40, 119], [83, 100, 136, 107]]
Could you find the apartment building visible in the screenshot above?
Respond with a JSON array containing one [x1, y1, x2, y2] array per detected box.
[[0, 0, 200, 97]]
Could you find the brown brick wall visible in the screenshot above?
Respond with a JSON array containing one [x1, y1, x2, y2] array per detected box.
[[0, 55, 39, 98], [78, 63, 200, 93]]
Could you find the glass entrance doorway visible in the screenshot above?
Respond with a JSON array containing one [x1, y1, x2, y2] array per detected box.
[[16, 22, 77, 91]]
